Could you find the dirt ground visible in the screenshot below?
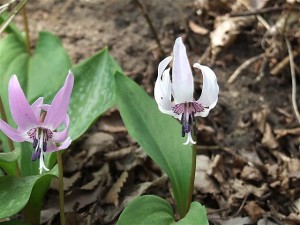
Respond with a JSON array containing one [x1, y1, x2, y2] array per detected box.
[[12, 0, 300, 224]]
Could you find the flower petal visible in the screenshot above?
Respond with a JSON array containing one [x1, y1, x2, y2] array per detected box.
[[0, 120, 26, 142], [44, 71, 74, 130], [52, 115, 70, 143], [31, 97, 43, 120], [172, 37, 194, 103], [194, 63, 219, 116], [8, 75, 39, 130], [46, 137, 72, 152], [154, 68, 175, 114]]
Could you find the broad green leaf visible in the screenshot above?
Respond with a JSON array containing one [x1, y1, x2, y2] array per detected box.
[[27, 32, 71, 100], [117, 196, 209, 225], [177, 202, 209, 225], [117, 195, 175, 225], [0, 148, 20, 175], [68, 48, 121, 140], [115, 72, 192, 217], [0, 166, 57, 219]]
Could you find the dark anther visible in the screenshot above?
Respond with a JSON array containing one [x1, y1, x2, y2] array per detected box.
[[184, 122, 190, 134], [33, 139, 38, 148], [42, 141, 47, 152], [181, 125, 185, 137], [31, 148, 41, 161]]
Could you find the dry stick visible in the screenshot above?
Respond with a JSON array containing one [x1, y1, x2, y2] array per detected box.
[[133, 0, 165, 55], [230, 6, 300, 17], [271, 50, 300, 76], [285, 38, 300, 125], [227, 53, 264, 84], [0, 0, 27, 34], [22, 5, 31, 55]]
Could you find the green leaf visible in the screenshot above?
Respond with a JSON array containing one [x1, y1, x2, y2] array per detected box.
[[117, 196, 209, 225], [117, 195, 175, 225], [177, 202, 209, 225], [0, 148, 20, 176], [0, 167, 57, 219], [115, 72, 192, 217], [68, 48, 121, 140]]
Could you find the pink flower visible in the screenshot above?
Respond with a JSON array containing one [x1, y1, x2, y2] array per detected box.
[[154, 37, 219, 145], [0, 71, 74, 173]]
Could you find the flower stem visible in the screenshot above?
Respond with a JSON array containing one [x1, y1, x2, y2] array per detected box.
[[186, 143, 197, 216], [57, 151, 66, 225], [22, 4, 31, 55], [0, 96, 20, 176]]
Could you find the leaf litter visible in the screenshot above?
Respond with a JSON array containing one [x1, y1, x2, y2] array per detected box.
[[10, 0, 300, 224]]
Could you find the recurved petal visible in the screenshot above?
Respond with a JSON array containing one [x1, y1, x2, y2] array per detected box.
[[194, 63, 219, 110], [154, 68, 176, 116], [0, 120, 26, 142], [31, 97, 43, 120], [8, 75, 39, 129], [52, 115, 70, 143], [44, 71, 74, 130], [47, 137, 72, 152], [172, 37, 194, 103]]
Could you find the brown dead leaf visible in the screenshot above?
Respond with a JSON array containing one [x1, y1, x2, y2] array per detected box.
[[253, 109, 267, 133], [262, 123, 278, 149], [288, 158, 300, 179], [105, 147, 133, 160], [241, 165, 263, 182], [116, 147, 147, 171], [188, 20, 209, 35], [81, 163, 110, 190], [244, 201, 265, 219], [231, 179, 269, 199], [105, 171, 129, 206], [51, 172, 81, 191], [98, 110, 126, 133], [195, 155, 220, 194]]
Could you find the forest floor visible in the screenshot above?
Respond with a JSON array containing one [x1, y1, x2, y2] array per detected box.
[[13, 0, 300, 224]]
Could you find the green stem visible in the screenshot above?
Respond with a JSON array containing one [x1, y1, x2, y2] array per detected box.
[[22, 5, 31, 55], [186, 143, 197, 216], [57, 151, 66, 225]]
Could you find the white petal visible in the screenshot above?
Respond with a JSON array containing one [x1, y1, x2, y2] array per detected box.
[[183, 132, 196, 145], [154, 66, 175, 116], [172, 37, 194, 103], [194, 63, 219, 115]]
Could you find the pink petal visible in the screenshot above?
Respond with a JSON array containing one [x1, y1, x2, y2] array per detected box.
[[8, 75, 39, 130], [172, 37, 194, 103], [44, 71, 74, 130], [31, 97, 43, 120], [0, 120, 26, 142], [51, 115, 70, 142], [46, 137, 72, 152]]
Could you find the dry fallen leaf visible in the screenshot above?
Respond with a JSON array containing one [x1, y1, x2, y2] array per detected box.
[[244, 201, 265, 219], [241, 165, 263, 182], [105, 171, 129, 206]]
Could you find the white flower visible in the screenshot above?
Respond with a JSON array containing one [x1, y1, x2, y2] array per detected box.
[[154, 37, 219, 145]]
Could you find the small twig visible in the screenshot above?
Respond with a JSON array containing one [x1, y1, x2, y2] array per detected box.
[[230, 6, 300, 17], [232, 194, 249, 217], [228, 53, 264, 84], [22, 5, 31, 55], [133, 0, 165, 55], [271, 50, 300, 76], [285, 37, 300, 125], [0, 0, 17, 12], [0, 0, 27, 34]]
